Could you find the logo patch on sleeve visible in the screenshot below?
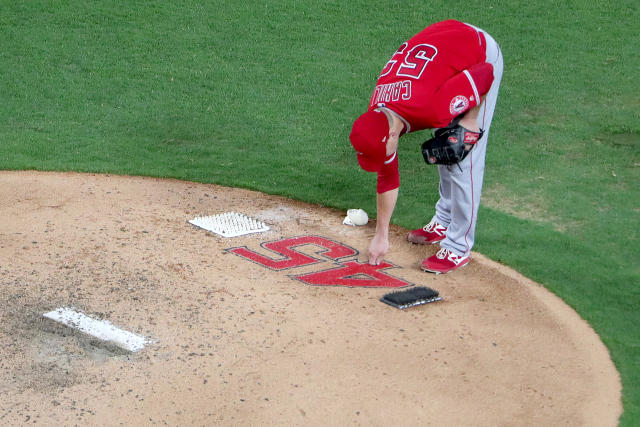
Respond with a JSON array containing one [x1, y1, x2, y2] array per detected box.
[[449, 95, 469, 115]]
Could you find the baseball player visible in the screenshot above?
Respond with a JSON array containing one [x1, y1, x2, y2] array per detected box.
[[349, 20, 503, 274]]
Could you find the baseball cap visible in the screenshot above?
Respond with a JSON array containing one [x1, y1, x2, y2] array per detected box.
[[349, 110, 390, 172]]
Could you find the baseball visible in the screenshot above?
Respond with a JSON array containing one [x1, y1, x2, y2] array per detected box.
[[346, 208, 368, 226]]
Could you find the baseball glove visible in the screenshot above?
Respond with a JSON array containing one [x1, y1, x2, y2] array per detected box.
[[421, 121, 483, 166]]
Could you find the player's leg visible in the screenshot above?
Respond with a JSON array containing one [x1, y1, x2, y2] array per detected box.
[[407, 169, 451, 245], [438, 133, 487, 256], [442, 29, 503, 255], [433, 169, 452, 227], [422, 31, 503, 273]]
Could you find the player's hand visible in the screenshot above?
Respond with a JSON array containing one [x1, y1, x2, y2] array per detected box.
[[368, 233, 389, 265]]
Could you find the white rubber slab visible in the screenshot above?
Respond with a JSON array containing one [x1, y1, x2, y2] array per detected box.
[[189, 211, 269, 237], [43, 307, 150, 352]]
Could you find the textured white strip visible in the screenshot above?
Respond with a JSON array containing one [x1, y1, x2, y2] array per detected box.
[[383, 151, 397, 165], [43, 307, 150, 352], [189, 211, 269, 238], [463, 69, 480, 103]]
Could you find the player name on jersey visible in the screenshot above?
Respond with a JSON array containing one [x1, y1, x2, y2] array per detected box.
[[369, 80, 412, 107]]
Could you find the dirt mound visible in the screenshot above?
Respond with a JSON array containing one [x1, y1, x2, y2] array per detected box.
[[0, 171, 621, 426]]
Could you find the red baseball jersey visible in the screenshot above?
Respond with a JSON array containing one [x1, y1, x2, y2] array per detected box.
[[369, 20, 494, 131]]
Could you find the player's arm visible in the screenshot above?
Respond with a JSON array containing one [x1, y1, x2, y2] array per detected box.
[[368, 145, 400, 265], [457, 101, 483, 132], [365, 108, 404, 265], [368, 187, 398, 265]]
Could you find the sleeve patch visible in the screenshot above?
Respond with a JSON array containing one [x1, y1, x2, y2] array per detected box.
[[449, 95, 470, 115]]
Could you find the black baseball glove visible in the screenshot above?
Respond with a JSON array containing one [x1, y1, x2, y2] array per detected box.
[[421, 121, 483, 166]]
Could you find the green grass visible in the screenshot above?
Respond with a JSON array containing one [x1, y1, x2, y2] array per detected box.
[[1, 0, 638, 424]]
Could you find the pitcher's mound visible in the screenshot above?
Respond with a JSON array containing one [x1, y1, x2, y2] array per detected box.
[[0, 171, 621, 426]]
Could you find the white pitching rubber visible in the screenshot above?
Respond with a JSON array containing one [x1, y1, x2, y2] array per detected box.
[[43, 307, 151, 352], [189, 211, 269, 237]]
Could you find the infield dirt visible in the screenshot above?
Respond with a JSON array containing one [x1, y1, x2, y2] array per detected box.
[[0, 171, 622, 426]]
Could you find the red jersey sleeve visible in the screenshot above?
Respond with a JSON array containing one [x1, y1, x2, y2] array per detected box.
[[465, 62, 495, 97], [432, 63, 494, 126], [376, 152, 400, 193]]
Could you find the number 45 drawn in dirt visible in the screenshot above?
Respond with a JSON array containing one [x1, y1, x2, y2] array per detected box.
[[226, 235, 412, 288]]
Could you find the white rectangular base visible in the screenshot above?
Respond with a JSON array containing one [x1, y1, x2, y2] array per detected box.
[[189, 211, 269, 238], [43, 307, 150, 352]]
